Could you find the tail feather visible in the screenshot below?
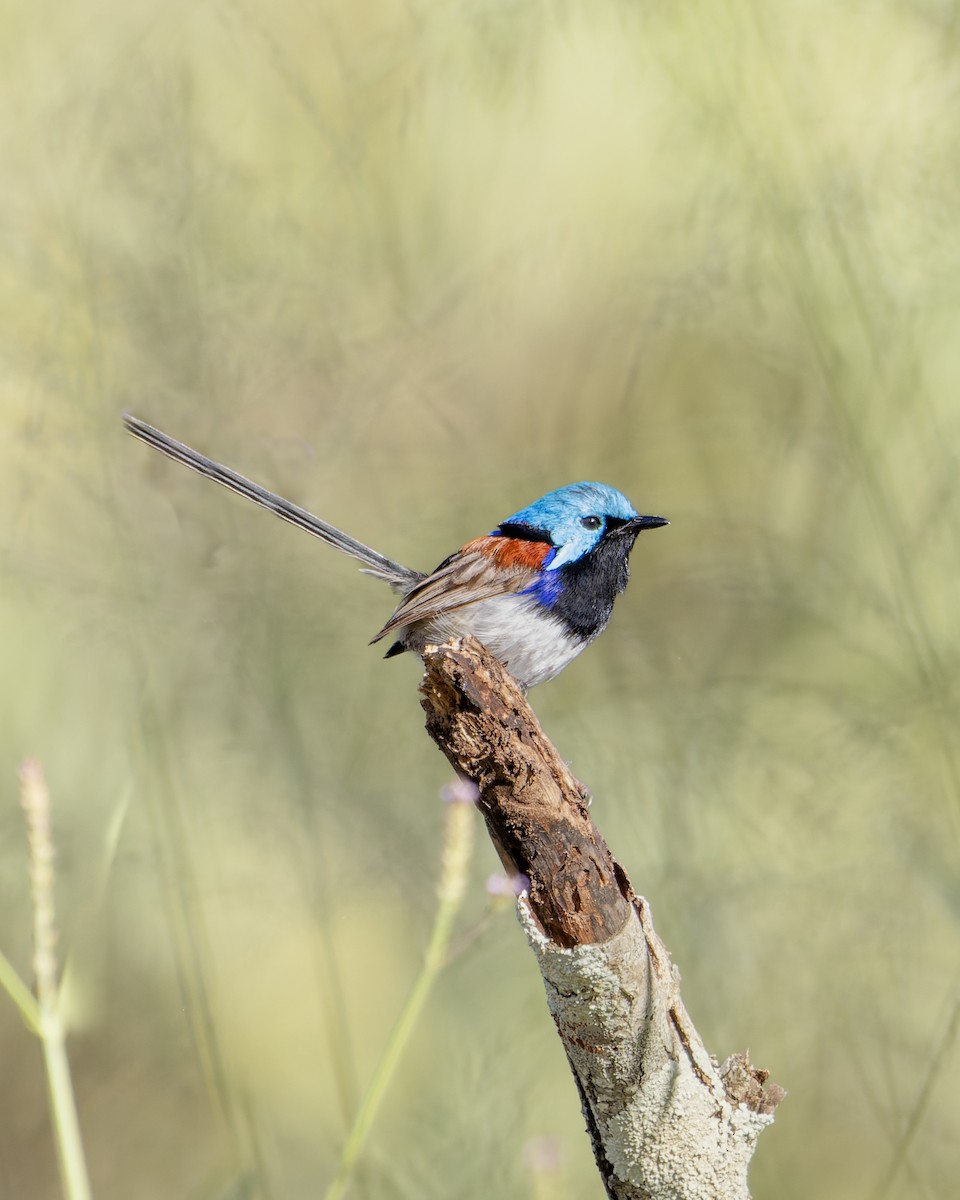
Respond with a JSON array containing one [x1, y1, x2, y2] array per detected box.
[[123, 415, 422, 591]]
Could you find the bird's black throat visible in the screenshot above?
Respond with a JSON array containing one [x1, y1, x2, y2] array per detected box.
[[551, 533, 637, 643]]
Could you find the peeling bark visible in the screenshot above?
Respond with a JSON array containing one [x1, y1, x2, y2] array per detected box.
[[419, 638, 783, 1200]]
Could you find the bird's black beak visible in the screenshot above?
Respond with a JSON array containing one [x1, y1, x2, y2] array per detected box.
[[622, 514, 669, 534]]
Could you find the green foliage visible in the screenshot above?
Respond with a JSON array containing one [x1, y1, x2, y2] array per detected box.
[[2, 1, 959, 1196]]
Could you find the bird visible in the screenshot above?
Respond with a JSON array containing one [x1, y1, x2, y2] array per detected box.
[[123, 415, 668, 688]]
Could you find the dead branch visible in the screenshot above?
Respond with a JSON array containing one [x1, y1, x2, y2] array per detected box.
[[419, 638, 783, 1200]]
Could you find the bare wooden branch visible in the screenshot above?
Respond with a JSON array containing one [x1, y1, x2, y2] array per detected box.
[[419, 638, 784, 1200]]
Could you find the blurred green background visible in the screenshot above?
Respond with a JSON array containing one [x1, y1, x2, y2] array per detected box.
[[2, 1, 959, 1197]]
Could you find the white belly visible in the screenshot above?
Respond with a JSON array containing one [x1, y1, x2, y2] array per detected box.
[[405, 594, 588, 688]]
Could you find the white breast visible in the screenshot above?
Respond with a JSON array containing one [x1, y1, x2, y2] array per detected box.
[[404, 594, 588, 688]]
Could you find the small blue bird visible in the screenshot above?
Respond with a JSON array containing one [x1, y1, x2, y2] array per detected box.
[[124, 416, 668, 688]]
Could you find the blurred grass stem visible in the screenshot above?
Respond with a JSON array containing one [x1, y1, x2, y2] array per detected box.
[[0, 946, 41, 1034], [19, 759, 93, 1200], [872, 990, 960, 1200], [323, 794, 475, 1200]]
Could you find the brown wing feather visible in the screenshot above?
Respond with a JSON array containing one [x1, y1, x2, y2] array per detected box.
[[370, 543, 537, 643]]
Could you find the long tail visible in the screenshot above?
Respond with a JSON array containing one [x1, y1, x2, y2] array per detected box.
[[123, 415, 422, 589]]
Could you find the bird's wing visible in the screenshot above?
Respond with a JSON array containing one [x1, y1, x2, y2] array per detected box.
[[370, 535, 553, 643]]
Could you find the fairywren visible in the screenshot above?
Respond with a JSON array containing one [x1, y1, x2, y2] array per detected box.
[[124, 416, 667, 688]]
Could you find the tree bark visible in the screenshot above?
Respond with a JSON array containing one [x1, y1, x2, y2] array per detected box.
[[419, 638, 783, 1200]]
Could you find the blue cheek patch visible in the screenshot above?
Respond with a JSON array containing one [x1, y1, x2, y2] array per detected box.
[[545, 541, 583, 570]]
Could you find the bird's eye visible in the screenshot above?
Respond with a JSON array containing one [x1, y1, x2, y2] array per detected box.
[[580, 515, 602, 531]]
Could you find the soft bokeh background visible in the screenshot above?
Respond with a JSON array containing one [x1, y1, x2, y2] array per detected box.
[[2, 1, 959, 1197]]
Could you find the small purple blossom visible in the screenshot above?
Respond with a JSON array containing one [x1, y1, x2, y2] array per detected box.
[[439, 777, 479, 805], [523, 1134, 563, 1173], [486, 871, 529, 898]]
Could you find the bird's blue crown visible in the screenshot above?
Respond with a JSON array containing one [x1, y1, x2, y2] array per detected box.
[[497, 482, 638, 570]]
